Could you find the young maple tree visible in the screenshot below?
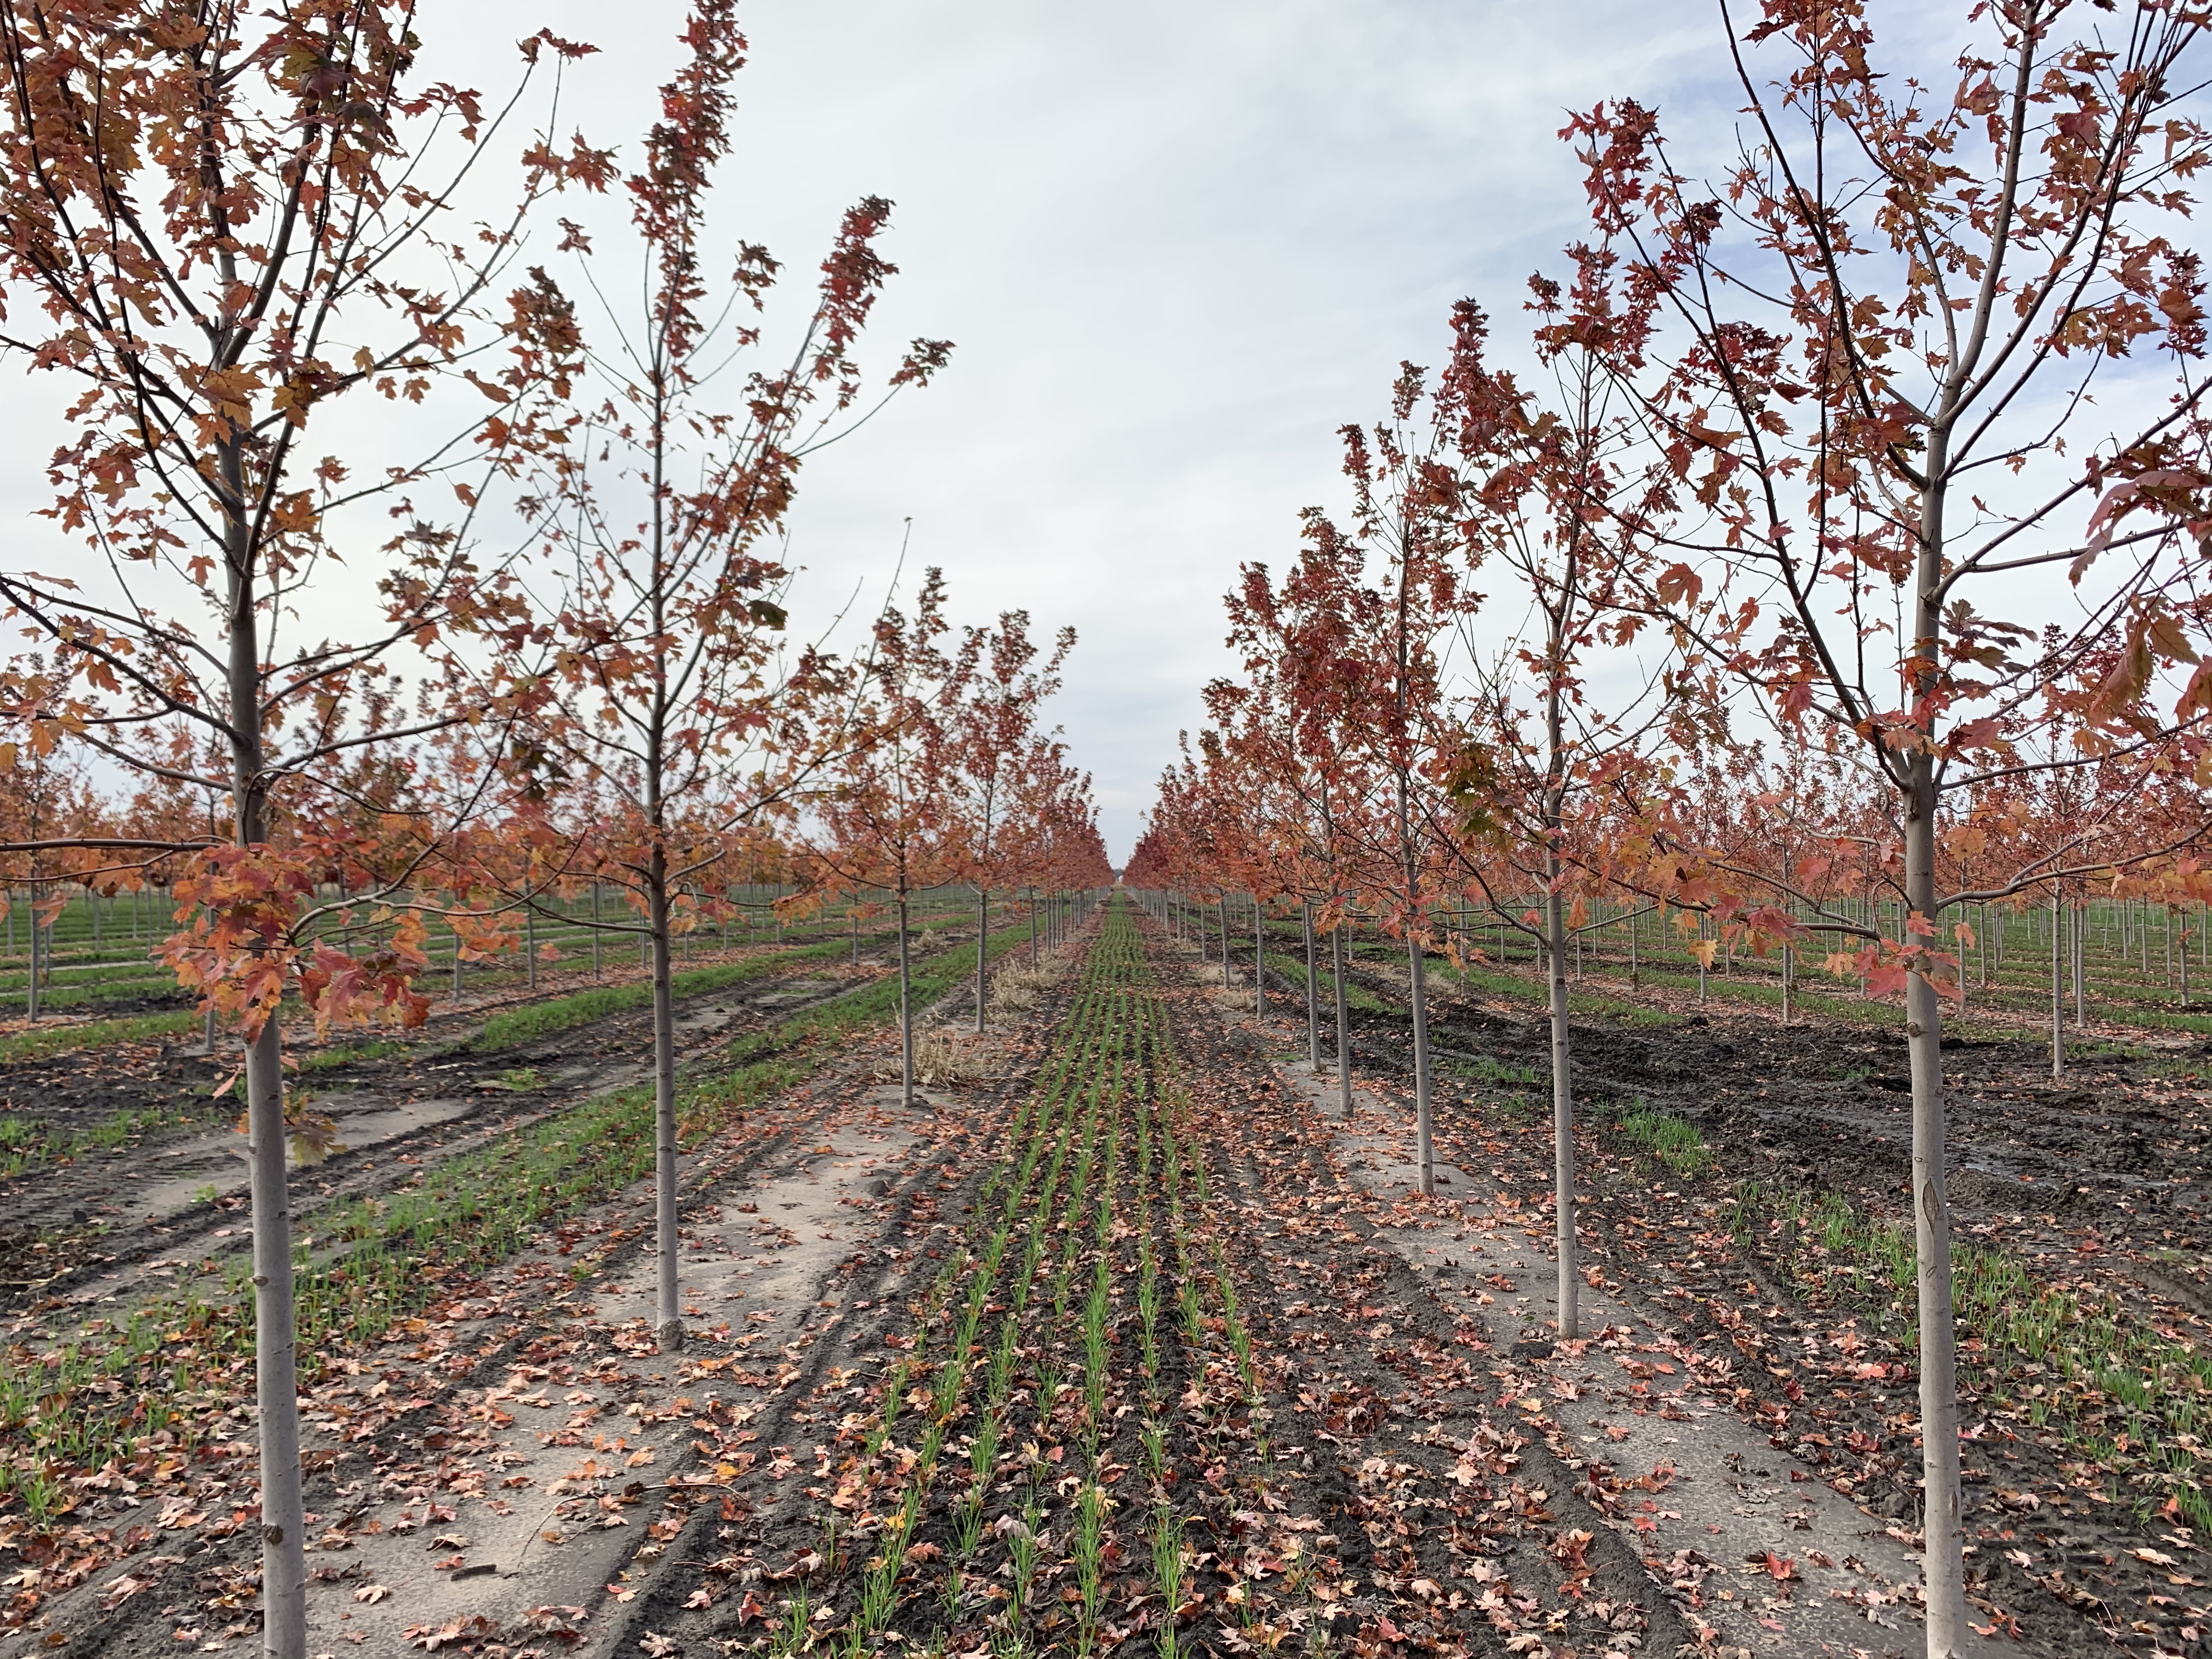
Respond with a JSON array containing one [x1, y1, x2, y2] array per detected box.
[[806, 567, 969, 1107], [504, 0, 949, 1353], [992, 733, 1106, 967], [1564, 2, 2212, 1644], [1214, 544, 1384, 1116], [1314, 374, 1479, 1197], [1432, 296, 1694, 1337], [944, 611, 1074, 1032], [0, 8, 603, 1650]]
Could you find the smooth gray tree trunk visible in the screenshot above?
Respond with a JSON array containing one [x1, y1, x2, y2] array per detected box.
[[1253, 894, 1263, 1014], [1398, 776, 1434, 1197], [1904, 760, 1966, 1654], [1332, 920, 1352, 1118], [2051, 893, 2064, 1080], [649, 871, 682, 1355], [1302, 902, 1319, 1068], [243, 1014, 302, 1659], [1545, 876, 1577, 1340], [975, 885, 988, 1033], [898, 889, 915, 1109], [209, 426, 311, 1659]]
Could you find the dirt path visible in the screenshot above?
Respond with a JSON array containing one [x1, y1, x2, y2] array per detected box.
[[0, 924, 1042, 1658]]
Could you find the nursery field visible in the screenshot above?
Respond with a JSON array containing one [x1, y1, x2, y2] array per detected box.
[[1, 893, 2202, 1658]]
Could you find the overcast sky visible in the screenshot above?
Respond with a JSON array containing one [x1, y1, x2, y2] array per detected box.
[[6, 1, 2011, 859], [426, 0, 1746, 861]]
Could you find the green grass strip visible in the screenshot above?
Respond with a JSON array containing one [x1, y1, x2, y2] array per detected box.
[[1259, 949, 1393, 1013], [470, 936, 858, 1052], [0, 1009, 197, 1064], [1614, 1107, 1712, 1174], [1729, 1179, 2212, 1531]]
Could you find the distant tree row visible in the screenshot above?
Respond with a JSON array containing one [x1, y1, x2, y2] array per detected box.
[[1128, 4, 2212, 1652]]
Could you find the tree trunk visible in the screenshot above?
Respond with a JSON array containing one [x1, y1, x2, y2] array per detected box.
[[2074, 902, 2086, 1028], [24, 885, 37, 1020], [1303, 901, 1319, 1069], [242, 1013, 302, 1659], [1545, 869, 1577, 1341], [1253, 894, 1264, 1014], [1028, 888, 1037, 968], [1332, 919, 1353, 1118], [975, 885, 989, 1032], [1407, 924, 1434, 1195], [898, 888, 915, 1109], [1219, 895, 1231, 989], [526, 892, 538, 991], [2051, 892, 2064, 1080], [1903, 757, 1967, 1655], [1397, 776, 1434, 1197], [215, 477, 307, 1659], [592, 882, 603, 978], [648, 860, 682, 1355]]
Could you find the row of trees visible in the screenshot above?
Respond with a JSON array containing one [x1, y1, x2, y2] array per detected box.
[[1132, 3, 2212, 1653], [0, 7, 1104, 1657]]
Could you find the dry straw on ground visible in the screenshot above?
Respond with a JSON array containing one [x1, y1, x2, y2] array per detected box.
[[985, 961, 1056, 1018]]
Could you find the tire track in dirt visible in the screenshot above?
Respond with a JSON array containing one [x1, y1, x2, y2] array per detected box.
[[1238, 936, 2207, 1658]]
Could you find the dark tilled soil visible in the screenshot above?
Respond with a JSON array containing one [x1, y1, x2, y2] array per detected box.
[[1307, 950, 2210, 1268], [1164, 984, 1705, 1659], [17, 911, 2205, 1658]]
